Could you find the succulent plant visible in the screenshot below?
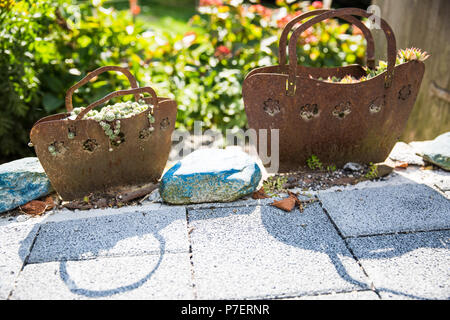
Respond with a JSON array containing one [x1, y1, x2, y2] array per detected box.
[[67, 100, 154, 151], [317, 48, 429, 84]]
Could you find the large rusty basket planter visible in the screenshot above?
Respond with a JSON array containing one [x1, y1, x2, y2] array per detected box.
[[29, 66, 177, 200], [243, 8, 425, 172]]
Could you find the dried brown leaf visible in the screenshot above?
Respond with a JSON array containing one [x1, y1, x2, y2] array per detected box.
[[252, 187, 269, 199], [395, 162, 408, 169], [20, 200, 47, 216], [271, 196, 297, 212]]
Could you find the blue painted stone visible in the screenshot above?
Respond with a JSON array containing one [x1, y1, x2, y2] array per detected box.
[[0, 157, 53, 213], [410, 132, 450, 171], [160, 149, 262, 204]]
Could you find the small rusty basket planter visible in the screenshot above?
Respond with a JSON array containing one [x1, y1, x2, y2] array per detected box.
[[243, 8, 425, 172], [30, 66, 177, 200]]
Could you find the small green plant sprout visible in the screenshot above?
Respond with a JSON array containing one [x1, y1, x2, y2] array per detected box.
[[365, 162, 379, 180], [263, 175, 288, 196], [306, 155, 323, 170], [327, 164, 337, 173]]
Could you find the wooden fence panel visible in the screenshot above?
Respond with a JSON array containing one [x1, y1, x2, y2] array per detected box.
[[372, 0, 450, 141]]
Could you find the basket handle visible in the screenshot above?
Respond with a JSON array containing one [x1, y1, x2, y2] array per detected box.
[[75, 87, 159, 121], [278, 9, 375, 69], [287, 8, 396, 96], [65, 66, 140, 112]]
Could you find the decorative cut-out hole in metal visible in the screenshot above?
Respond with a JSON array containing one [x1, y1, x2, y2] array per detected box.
[[68, 125, 76, 139], [263, 98, 281, 116], [299, 103, 319, 121], [139, 127, 154, 139], [160, 117, 170, 130], [83, 139, 99, 152], [399, 85, 412, 100], [111, 132, 125, 146], [332, 101, 352, 119], [369, 95, 386, 114], [48, 141, 67, 156]]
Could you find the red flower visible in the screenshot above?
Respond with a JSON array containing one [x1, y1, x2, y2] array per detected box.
[[276, 14, 293, 28], [129, 0, 140, 15], [312, 1, 323, 9], [131, 4, 140, 15], [199, 0, 223, 6], [214, 45, 232, 59]]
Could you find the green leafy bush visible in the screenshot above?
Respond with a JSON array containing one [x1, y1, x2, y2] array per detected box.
[[0, 0, 366, 162]]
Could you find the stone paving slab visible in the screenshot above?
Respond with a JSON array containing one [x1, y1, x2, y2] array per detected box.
[[184, 193, 313, 210], [0, 219, 42, 299], [43, 202, 162, 223], [319, 183, 450, 238], [10, 252, 194, 300], [347, 231, 450, 300], [188, 204, 370, 299], [28, 207, 189, 263]]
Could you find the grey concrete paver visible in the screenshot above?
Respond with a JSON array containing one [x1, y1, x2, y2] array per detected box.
[[0, 218, 42, 299], [184, 193, 313, 210], [347, 230, 450, 300], [28, 207, 189, 263], [188, 204, 370, 299], [10, 252, 194, 300], [319, 183, 450, 238]]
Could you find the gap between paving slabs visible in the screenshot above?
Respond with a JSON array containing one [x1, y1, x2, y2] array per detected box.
[[4, 153, 449, 299], [185, 203, 376, 299], [5, 205, 196, 299]]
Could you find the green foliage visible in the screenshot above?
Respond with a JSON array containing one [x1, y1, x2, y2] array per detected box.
[[326, 164, 337, 172], [364, 162, 378, 180], [0, 0, 366, 162], [306, 154, 323, 170], [263, 175, 288, 195]]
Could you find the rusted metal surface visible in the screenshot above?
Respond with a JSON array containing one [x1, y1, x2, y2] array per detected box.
[[30, 67, 177, 200], [243, 8, 425, 172], [278, 9, 376, 69]]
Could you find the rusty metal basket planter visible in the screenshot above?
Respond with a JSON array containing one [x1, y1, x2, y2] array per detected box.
[[243, 8, 425, 172], [29, 66, 177, 200]]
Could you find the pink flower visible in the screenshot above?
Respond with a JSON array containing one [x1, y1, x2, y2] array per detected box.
[[276, 10, 302, 28], [249, 4, 273, 19], [199, 0, 223, 6], [312, 1, 323, 9]]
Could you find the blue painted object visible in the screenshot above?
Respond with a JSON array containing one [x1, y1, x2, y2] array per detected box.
[[411, 132, 450, 171], [0, 157, 53, 213], [160, 149, 262, 204]]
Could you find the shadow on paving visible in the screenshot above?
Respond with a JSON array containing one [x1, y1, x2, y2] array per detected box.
[[14, 174, 449, 299], [265, 174, 449, 299], [17, 210, 184, 298], [188, 174, 449, 299]]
